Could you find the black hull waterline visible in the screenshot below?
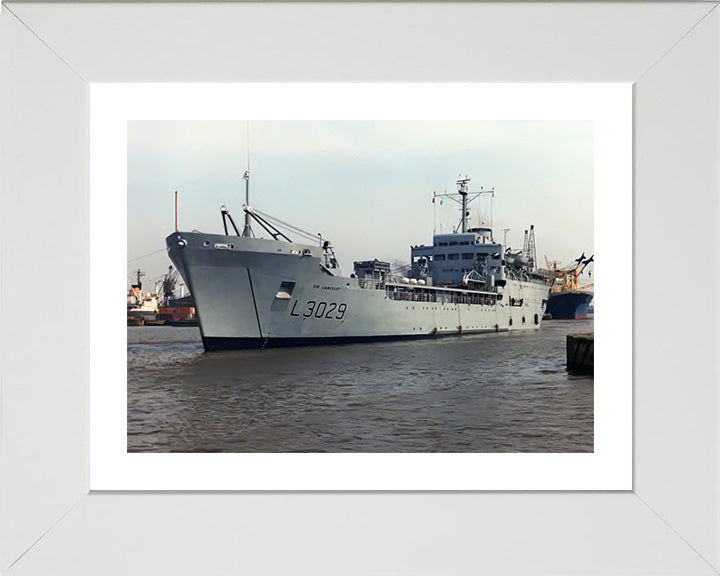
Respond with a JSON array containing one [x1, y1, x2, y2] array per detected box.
[[202, 328, 510, 351]]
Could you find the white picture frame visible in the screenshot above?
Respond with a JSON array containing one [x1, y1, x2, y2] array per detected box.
[[2, 2, 718, 574]]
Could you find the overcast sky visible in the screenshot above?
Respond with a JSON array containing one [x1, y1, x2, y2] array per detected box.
[[128, 120, 593, 289]]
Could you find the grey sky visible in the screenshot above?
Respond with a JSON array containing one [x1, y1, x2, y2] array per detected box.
[[128, 120, 593, 289]]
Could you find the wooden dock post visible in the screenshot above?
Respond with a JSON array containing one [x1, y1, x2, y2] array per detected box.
[[567, 333, 594, 374]]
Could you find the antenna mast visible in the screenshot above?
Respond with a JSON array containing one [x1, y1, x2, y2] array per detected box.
[[433, 176, 494, 235]]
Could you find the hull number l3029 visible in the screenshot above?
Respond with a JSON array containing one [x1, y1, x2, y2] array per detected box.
[[290, 300, 347, 320]]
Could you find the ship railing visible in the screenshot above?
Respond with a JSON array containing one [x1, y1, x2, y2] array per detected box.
[[384, 285, 497, 306]]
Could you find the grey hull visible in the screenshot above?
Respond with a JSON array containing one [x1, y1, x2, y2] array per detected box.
[[167, 231, 550, 351]]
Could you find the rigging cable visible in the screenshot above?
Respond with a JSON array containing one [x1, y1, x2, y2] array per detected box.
[[250, 207, 326, 244], [127, 248, 166, 263]]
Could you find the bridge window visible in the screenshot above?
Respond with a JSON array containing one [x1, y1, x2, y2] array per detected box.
[[462, 253, 474, 260], [448, 254, 459, 260], [435, 254, 446, 261]]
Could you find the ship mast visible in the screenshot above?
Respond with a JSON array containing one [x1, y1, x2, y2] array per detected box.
[[242, 169, 252, 237], [241, 121, 253, 237], [134, 269, 144, 290], [457, 177, 470, 233], [433, 177, 494, 235]]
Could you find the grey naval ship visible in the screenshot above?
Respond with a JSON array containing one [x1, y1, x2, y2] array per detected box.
[[166, 175, 551, 350]]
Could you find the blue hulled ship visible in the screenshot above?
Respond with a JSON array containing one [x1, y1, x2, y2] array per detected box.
[[543, 253, 594, 320], [546, 290, 593, 319]]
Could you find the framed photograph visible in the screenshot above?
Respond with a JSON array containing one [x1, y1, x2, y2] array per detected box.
[[2, 2, 718, 574], [94, 83, 629, 490]]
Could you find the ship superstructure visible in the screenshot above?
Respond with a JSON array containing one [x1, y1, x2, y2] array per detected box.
[[166, 176, 550, 350], [127, 269, 160, 321]]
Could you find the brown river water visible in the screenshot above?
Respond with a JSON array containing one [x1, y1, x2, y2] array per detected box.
[[128, 318, 593, 452]]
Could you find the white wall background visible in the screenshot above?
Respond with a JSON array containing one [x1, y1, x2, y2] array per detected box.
[[0, 6, 89, 571], [634, 7, 719, 567], [1, 2, 718, 575]]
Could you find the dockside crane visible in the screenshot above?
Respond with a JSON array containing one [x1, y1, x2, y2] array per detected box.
[[160, 265, 180, 306], [539, 253, 593, 293]]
